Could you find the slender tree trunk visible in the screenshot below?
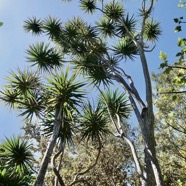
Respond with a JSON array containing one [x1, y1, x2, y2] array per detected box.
[[34, 107, 63, 186]]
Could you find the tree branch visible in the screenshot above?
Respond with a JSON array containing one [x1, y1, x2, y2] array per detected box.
[[158, 90, 186, 94], [69, 139, 102, 186], [52, 141, 65, 186], [168, 65, 186, 70], [115, 114, 146, 185]]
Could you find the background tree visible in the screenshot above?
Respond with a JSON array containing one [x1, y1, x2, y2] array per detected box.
[[152, 1, 186, 185], [152, 71, 186, 186]]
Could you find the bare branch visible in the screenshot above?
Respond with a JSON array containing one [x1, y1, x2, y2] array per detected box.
[[114, 67, 146, 108], [69, 139, 102, 186], [144, 45, 156, 52], [116, 114, 146, 185], [52, 141, 65, 186], [168, 65, 186, 70], [158, 91, 186, 94]]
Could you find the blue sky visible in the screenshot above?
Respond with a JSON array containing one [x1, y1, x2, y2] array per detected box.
[[0, 0, 185, 141]]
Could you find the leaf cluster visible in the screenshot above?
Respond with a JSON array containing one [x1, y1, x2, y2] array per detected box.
[[0, 136, 34, 186]]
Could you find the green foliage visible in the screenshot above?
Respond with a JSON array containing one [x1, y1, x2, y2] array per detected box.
[[153, 71, 186, 185], [0, 69, 44, 120], [61, 135, 133, 186], [79, 101, 110, 142], [97, 17, 116, 37], [104, 1, 124, 21], [116, 14, 137, 37], [178, 37, 186, 47], [178, 0, 186, 9], [42, 113, 74, 145], [46, 67, 85, 110], [26, 42, 63, 72], [80, 0, 97, 14], [144, 19, 161, 42], [24, 17, 43, 35], [6, 69, 41, 96], [0, 136, 34, 186], [159, 51, 167, 61], [1, 0, 166, 185], [114, 37, 138, 60], [42, 17, 62, 40], [0, 136, 33, 174], [41, 68, 86, 144], [99, 88, 131, 120]]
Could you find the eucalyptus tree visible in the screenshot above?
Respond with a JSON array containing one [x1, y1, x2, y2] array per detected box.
[[152, 71, 186, 185], [153, 3, 186, 181]]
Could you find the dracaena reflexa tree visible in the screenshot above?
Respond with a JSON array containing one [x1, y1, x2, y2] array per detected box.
[[24, 0, 162, 185], [0, 0, 165, 185], [0, 66, 86, 186]]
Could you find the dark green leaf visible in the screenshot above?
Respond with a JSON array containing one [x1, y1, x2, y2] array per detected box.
[[173, 18, 179, 23], [175, 26, 182, 32], [159, 61, 168, 69]]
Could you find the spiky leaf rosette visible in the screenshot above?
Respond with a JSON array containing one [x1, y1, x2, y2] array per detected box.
[[79, 101, 110, 143], [97, 17, 116, 37], [24, 17, 43, 35], [45, 67, 86, 112], [0, 89, 19, 109], [116, 14, 137, 37], [73, 53, 111, 86], [114, 37, 138, 60], [0, 136, 33, 176], [41, 68, 85, 144], [26, 42, 63, 72], [0, 69, 45, 120], [5, 69, 41, 96], [42, 17, 62, 40], [0, 88, 45, 120], [144, 19, 161, 42], [99, 88, 131, 120], [17, 92, 45, 120], [104, 1, 124, 22], [80, 0, 97, 14]]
